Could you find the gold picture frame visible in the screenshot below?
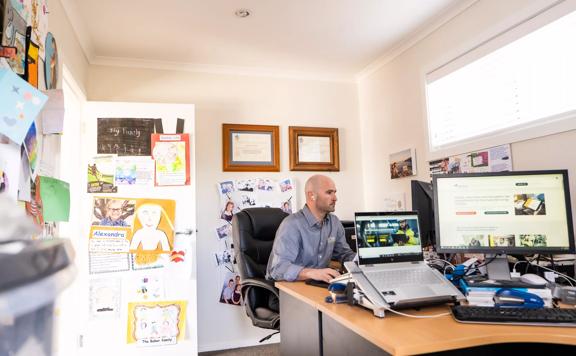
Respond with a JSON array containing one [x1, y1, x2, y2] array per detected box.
[[289, 126, 340, 171], [222, 124, 280, 172]]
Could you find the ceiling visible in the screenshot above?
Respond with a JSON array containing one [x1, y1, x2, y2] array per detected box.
[[63, 0, 472, 80]]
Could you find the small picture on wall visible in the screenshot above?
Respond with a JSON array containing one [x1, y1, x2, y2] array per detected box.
[[390, 148, 416, 179]]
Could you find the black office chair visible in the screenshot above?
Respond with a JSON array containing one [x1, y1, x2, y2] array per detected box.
[[232, 207, 289, 336]]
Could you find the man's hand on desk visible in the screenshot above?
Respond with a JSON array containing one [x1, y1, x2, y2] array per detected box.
[[299, 268, 341, 283]]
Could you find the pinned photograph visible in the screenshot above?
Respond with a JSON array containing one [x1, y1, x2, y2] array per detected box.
[[239, 193, 257, 209], [237, 179, 256, 192], [257, 178, 274, 191], [219, 180, 235, 195], [280, 199, 293, 214], [279, 178, 293, 192], [219, 272, 242, 306], [514, 193, 546, 215], [214, 249, 233, 266], [220, 200, 237, 223], [216, 223, 231, 240], [389, 149, 416, 179], [92, 197, 136, 227]]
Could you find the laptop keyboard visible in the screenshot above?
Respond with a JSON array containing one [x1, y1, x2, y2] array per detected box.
[[366, 269, 442, 289]]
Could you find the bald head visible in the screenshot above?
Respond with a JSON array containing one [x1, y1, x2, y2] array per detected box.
[[305, 175, 337, 217]]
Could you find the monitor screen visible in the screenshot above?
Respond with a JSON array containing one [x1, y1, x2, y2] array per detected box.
[[355, 212, 423, 264], [411, 180, 435, 247], [434, 170, 575, 254]]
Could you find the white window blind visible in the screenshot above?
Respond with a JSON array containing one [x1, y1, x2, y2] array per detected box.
[[426, 6, 576, 152]]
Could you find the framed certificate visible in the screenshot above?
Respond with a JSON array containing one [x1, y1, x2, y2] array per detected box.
[[222, 124, 280, 172], [289, 126, 339, 171]]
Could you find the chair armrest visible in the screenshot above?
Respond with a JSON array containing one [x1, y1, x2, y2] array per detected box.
[[241, 277, 279, 299]]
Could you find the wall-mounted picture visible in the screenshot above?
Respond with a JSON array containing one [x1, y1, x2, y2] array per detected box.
[[222, 124, 280, 172], [389, 148, 416, 179], [289, 126, 339, 171]]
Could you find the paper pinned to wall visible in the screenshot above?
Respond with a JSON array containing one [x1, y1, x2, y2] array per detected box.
[[23, 121, 40, 179], [151, 133, 190, 186], [428, 144, 512, 175], [126, 300, 188, 346], [89, 278, 122, 320], [0, 142, 21, 201], [87, 155, 118, 193], [97, 118, 157, 156], [115, 156, 154, 186], [39, 176, 69, 221], [40, 89, 64, 134], [89, 253, 130, 274], [382, 192, 406, 211], [0, 68, 48, 144]]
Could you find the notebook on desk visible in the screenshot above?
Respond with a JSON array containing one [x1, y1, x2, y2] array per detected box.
[[351, 211, 465, 308]]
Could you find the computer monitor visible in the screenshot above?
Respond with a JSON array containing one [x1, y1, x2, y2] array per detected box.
[[433, 170, 575, 280], [411, 180, 435, 247]]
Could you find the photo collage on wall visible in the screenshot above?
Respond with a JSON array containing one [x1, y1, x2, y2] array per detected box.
[[215, 177, 295, 307]]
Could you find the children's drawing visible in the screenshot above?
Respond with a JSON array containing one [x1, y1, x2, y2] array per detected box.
[[89, 278, 121, 320], [129, 199, 176, 254], [151, 133, 190, 186], [126, 300, 187, 346]]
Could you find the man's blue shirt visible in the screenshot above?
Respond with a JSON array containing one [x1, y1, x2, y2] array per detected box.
[[266, 205, 356, 281]]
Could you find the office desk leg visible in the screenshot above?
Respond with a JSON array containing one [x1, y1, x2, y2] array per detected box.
[[279, 290, 322, 356], [322, 313, 390, 356]]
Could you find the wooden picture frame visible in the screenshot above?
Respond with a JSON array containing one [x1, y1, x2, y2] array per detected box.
[[289, 126, 340, 171], [222, 124, 280, 172]]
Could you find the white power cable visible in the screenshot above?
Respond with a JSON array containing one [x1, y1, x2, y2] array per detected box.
[[512, 260, 576, 287], [383, 306, 450, 319]]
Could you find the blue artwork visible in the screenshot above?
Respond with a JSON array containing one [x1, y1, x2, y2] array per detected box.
[[0, 68, 48, 144], [44, 32, 58, 89]]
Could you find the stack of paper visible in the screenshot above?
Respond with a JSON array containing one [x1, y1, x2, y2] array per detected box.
[[463, 285, 553, 307]]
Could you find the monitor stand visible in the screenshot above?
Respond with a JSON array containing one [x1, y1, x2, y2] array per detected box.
[[485, 254, 511, 280]]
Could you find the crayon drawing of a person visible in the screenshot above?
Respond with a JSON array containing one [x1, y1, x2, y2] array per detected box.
[[130, 204, 171, 252]]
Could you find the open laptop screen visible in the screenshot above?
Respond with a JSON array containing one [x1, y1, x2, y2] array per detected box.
[[355, 212, 424, 265]]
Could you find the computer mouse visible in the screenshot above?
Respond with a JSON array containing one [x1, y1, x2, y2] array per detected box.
[[520, 273, 548, 286]]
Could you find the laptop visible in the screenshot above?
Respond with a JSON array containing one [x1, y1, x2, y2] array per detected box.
[[348, 211, 465, 309]]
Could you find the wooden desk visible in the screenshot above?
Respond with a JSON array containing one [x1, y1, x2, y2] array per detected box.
[[276, 281, 576, 356]]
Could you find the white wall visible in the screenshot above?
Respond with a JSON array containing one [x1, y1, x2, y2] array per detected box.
[[87, 66, 364, 351], [48, 0, 90, 94], [357, 0, 576, 221]]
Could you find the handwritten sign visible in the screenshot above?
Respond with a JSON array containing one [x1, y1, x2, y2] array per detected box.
[[97, 118, 157, 156]]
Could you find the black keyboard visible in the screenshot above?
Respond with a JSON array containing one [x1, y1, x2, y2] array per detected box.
[[451, 305, 576, 327]]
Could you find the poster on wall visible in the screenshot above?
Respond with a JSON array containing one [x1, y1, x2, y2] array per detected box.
[[428, 144, 512, 175], [389, 148, 416, 179], [126, 300, 187, 346], [87, 155, 118, 193], [97, 118, 157, 156], [151, 133, 190, 186]]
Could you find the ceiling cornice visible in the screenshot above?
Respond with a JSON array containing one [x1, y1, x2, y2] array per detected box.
[[355, 0, 479, 82], [90, 56, 356, 83], [60, 0, 478, 83], [59, 0, 95, 60]]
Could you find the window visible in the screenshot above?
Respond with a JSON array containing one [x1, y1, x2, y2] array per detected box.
[[425, 5, 576, 152]]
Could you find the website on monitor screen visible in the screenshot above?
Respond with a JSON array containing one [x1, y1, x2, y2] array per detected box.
[[436, 174, 571, 250]]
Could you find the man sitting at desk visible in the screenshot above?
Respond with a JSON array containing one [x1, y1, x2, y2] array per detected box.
[[266, 175, 356, 283]]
